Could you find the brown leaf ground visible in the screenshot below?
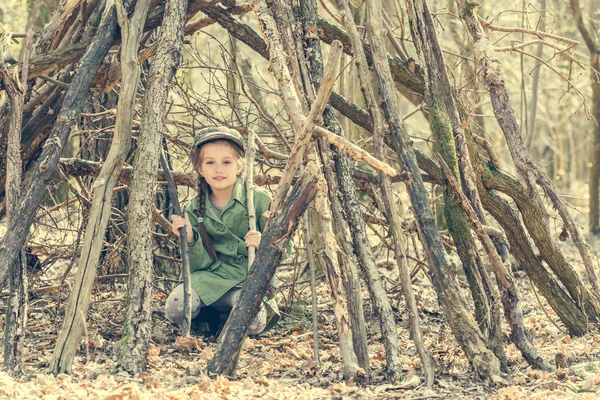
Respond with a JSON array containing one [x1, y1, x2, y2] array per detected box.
[[2, 232, 600, 399]]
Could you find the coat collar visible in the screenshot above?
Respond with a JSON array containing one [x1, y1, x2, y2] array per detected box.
[[230, 176, 247, 205]]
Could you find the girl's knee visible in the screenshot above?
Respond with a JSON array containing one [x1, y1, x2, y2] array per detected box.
[[164, 285, 202, 325]]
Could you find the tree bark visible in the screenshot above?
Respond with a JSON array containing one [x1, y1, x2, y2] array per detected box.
[[119, 0, 188, 374], [478, 187, 590, 336], [50, 0, 151, 375], [334, 0, 434, 383], [439, 158, 550, 370], [405, 0, 492, 342], [377, 160, 436, 386], [404, 0, 506, 367], [328, 52, 600, 335], [253, 8, 342, 219], [297, 0, 367, 377], [481, 165, 600, 322], [310, 150, 363, 379], [319, 136, 370, 373]]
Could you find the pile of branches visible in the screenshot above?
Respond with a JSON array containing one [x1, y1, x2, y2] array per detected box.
[[1, 0, 599, 388]]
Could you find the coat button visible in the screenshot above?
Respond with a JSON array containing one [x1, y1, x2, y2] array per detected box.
[[216, 224, 225, 232], [227, 243, 236, 251], [234, 255, 244, 264]]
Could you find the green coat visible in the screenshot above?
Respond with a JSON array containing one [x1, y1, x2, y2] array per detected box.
[[185, 177, 279, 332]]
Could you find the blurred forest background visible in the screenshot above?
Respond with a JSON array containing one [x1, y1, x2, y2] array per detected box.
[[2, 0, 600, 398]]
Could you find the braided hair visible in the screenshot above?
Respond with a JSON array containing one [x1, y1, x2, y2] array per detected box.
[[191, 142, 218, 261], [195, 175, 218, 261]]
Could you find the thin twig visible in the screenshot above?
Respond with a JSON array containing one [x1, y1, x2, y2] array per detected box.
[[508, 47, 590, 119], [319, 0, 343, 24], [495, 40, 584, 69], [382, 11, 408, 60], [478, 16, 579, 46]]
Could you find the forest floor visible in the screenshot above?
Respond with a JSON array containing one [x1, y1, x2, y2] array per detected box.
[[1, 232, 600, 399]]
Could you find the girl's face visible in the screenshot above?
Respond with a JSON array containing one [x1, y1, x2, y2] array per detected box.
[[197, 142, 243, 194]]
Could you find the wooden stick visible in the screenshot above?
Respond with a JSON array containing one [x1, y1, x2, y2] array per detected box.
[[477, 15, 579, 46], [159, 151, 192, 337], [304, 210, 320, 365], [438, 155, 550, 371], [49, 0, 147, 375], [456, 0, 600, 306], [314, 126, 399, 177], [246, 129, 257, 267]]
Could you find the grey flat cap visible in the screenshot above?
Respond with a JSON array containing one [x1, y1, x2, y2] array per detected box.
[[193, 126, 246, 152]]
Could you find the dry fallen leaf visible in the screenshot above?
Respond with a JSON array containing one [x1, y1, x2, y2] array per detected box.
[[104, 384, 142, 400], [399, 374, 421, 389], [174, 336, 201, 353], [200, 346, 214, 361], [148, 343, 161, 357]]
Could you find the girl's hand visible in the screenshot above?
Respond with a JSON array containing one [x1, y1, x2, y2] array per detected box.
[[245, 230, 262, 248], [171, 214, 194, 244]]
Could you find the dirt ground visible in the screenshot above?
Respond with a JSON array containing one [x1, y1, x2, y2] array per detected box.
[[1, 233, 600, 399]]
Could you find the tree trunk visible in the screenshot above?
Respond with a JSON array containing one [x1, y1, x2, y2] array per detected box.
[[439, 158, 550, 370], [478, 187, 590, 335], [334, 0, 408, 382], [119, 0, 188, 374], [50, 0, 151, 375], [315, 60, 598, 337], [299, 0, 369, 374], [362, 0, 501, 381], [377, 164, 436, 385], [481, 165, 600, 322], [457, 0, 600, 301], [1, 30, 32, 373], [319, 121, 370, 373], [404, 0, 506, 367], [310, 150, 362, 379]]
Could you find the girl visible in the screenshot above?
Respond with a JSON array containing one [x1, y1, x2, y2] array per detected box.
[[165, 126, 279, 335]]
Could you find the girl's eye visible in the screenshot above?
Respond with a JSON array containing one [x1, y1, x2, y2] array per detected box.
[[205, 161, 213, 165]]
